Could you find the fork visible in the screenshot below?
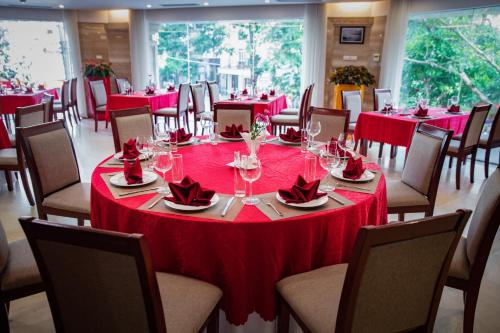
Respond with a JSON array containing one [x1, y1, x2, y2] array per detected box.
[[335, 182, 371, 192]]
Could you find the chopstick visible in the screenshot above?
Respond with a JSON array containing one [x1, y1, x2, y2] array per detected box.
[[327, 194, 346, 206], [335, 183, 371, 192], [118, 187, 159, 197], [147, 196, 163, 209]]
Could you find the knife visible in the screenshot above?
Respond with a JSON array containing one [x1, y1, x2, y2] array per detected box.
[[328, 193, 346, 206], [221, 196, 235, 217], [118, 187, 159, 197]]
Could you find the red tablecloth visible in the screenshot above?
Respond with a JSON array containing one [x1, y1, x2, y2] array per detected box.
[[354, 108, 469, 148], [0, 88, 59, 115], [0, 119, 10, 149], [90, 142, 387, 325], [106, 90, 179, 120], [217, 94, 288, 119]]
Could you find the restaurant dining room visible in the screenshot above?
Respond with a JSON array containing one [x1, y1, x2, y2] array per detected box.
[[0, 0, 499, 332]]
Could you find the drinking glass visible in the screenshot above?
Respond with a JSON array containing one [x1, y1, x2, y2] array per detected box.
[[210, 122, 219, 145], [304, 154, 317, 182], [306, 120, 321, 147], [447, 96, 459, 109], [419, 98, 429, 109], [154, 149, 173, 195], [154, 123, 169, 143], [257, 114, 270, 144], [239, 155, 262, 205], [171, 154, 183, 183], [169, 127, 178, 152], [300, 129, 309, 153], [319, 149, 339, 192], [201, 112, 213, 140], [233, 151, 246, 197], [338, 133, 355, 154]]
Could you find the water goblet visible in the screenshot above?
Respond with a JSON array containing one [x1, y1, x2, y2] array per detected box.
[[319, 149, 339, 192], [239, 155, 262, 206], [306, 120, 321, 147], [153, 148, 173, 195]]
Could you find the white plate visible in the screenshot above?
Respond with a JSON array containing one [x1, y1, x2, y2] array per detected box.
[[444, 111, 465, 116], [409, 115, 432, 120], [164, 194, 220, 211], [114, 151, 149, 162], [177, 138, 198, 146], [278, 137, 301, 146], [331, 168, 375, 182], [109, 171, 158, 188], [219, 136, 244, 142], [226, 161, 258, 169], [275, 192, 328, 208]]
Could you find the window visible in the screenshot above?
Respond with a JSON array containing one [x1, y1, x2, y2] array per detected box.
[[152, 19, 304, 106], [400, 6, 500, 111], [0, 20, 71, 88]]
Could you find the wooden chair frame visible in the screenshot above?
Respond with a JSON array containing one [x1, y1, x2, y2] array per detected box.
[[478, 106, 500, 178], [207, 81, 220, 112], [114, 77, 130, 94], [190, 83, 206, 136], [109, 106, 153, 153], [213, 103, 254, 130], [447, 104, 491, 190], [18, 120, 89, 225], [307, 106, 350, 140], [271, 86, 310, 134], [154, 83, 190, 132], [87, 78, 109, 132], [53, 80, 74, 125], [388, 123, 453, 220], [373, 88, 391, 111], [69, 77, 81, 123], [446, 195, 500, 333], [278, 210, 471, 333]]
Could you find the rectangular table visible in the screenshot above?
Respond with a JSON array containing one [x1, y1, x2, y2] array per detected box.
[[0, 88, 59, 115], [216, 94, 288, 119], [354, 108, 469, 154], [106, 90, 178, 119]]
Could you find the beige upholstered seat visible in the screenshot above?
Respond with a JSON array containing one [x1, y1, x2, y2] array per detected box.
[[348, 122, 356, 131], [310, 110, 348, 142], [270, 114, 299, 125], [154, 107, 177, 116], [156, 272, 222, 333], [42, 183, 91, 215], [89, 80, 107, 109], [386, 179, 430, 207], [1, 238, 42, 291], [447, 139, 460, 153], [448, 237, 470, 280], [207, 81, 220, 111], [0, 149, 17, 165], [215, 107, 252, 131], [277, 264, 347, 332], [279, 107, 299, 115], [95, 105, 106, 112], [8, 134, 15, 147], [113, 112, 153, 151]]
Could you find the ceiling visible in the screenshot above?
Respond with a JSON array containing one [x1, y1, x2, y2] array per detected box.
[[0, 0, 376, 10]]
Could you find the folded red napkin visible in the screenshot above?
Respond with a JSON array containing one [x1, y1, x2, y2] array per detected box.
[[448, 104, 460, 113], [165, 176, 215, 206], [220, 124, 245, 138], [145, 87, 155, 95], [342, 155, 366, 180], [37, 84, 45, 90], [280, 128, 301, 143], [382, 105, 393, 112], [260, 93, 269, 100], [328, 138, 348, 157], [242, 88, 248, 95], [171, 128, 192, 143], [278, 175, 327, 204], [230, 93, 237, 99], [124, 158, 143, 185], [413, 105, 428, 117], [25, 87, 33, 94], [167, 85, 175, 91], [122, 138, 141, 159], [269, 89, 276, 96]]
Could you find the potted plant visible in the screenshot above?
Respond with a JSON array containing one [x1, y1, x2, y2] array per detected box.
[[329, 65, 375, 109]]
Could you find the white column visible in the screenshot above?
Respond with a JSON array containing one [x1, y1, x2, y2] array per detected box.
[[130, 10, 153, 90], [301, 3, 327, 107]]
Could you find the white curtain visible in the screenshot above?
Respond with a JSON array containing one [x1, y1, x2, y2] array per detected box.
[[379, 0, 409, 104], [301, 4, 327, 107], [129, 10, 153, 90], [63, 10, 87, 117]]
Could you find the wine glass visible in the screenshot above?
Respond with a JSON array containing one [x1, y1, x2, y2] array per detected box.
[[154, 148, 173, 195], [419, 98, 429, 109], [154, 123, 168, 142], [201, 112, 213, 138], [306, 120, 321, 147], [239, 155, 262, 206], [256, 113, 270, 144], [338, 133, 355, 155], [448, 96, 459, 109], [318, 149, 339, 192]]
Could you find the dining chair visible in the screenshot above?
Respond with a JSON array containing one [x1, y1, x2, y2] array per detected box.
[[446, 104, 491, 190], [88, 79, 109, 132], [18, 120, 90, 226], [276, 210, 470, 333], [207, 81, 220, 112], [53, 80, 73, 126], [446, 167, 499, 333], [115, 77, 130, 94], [19, 217, 222, 333], [214, 103, 253, 132], [69, 77, 81, 123], [308, 107, 350, 143], [387, 123, 453, 221], [0, 102, 50, 206], [372, 88, 394, 158], [341, 90, 362, 133], [110, 106, 154, 153], [478, 106, 500, 178], [270, 86, 310, 134], [154, 83, 190, 132], [0, 220, 44, 333], [41, 93, 54, 124], [280, 84, 314, 117], [191, 83, 207, 136]]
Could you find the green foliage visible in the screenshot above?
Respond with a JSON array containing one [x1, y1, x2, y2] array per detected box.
[[0, 27, 16, 80], [83, 62, 115, 78], [328, 65, 375, 86], [400, 7, 500, 109]]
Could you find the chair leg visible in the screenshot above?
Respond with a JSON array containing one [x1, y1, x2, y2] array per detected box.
[[378, 143, 384, 158], [398, 213, 404, 221], [369, 140, 373, 148], [277, 298, 290, 333], [77, 218, 84, 227], [72, 106, 79, 124], [105, 120, 109, 129], [66, 109, 73, 126], [390, 146, 398, 159], [4, 170, 13, 191], [456, 156, 462, 190], [484, 148, 490, 178], [449, 156, 453, 168], [184, 115, 190, 133], [19, 168, 35, 206], [206, 306, 219, 333], [94, 115, 98, 132], [470, 150, 476, 184], [76, 105, 82, 121], [463, 288, 479, 333], [0, 302, 9, 333]]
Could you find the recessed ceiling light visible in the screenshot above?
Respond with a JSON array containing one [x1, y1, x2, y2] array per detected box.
[[146, 4, 152, 8], [58, 4, 64, 8], [203, 1, 209, 5]]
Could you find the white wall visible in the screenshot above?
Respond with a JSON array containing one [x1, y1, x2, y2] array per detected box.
[[0, 8, 63, 21]]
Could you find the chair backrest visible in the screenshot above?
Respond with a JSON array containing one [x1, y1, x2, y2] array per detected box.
[[19, 217, 167, 333], [373, 88, 391, 111], [190, 83, 206, 116], [214, 104, 253, 132], [485, 106, 500, 146], [18, 121, 81, 203], [342, 90, 362, 122], [459, 104, 491, 149], [89, 80, 108, 107], [298, 86, 311, 129], [336, 210, 471, 333], [176, 83, 190, 115], [61, 80, 70, 109], [70, 78, 78, 106], [42, 93, 54, 122], [0, 220, 8, 277], [305, 83, 314, 112], [402, 123, 453, 205], [207, 81, 220, 111], [110, 107, 153, 153], [465, 168, 500, 271], [15, 103, 47, 129], [115, 78, 129, 94], [309, 107, 350, 142]]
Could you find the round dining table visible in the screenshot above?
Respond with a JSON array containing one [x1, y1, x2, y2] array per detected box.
[[90, 140, 387, 330]]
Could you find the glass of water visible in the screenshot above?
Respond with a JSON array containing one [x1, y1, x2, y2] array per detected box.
[[319, 149, 339, 192], [239, 155, 262, 205], [210, 122, 218, 145]]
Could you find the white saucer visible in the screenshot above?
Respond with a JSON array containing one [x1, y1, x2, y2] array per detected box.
[[114, 151, 149, 162], [275, 192, 328, 208], [109, 171, 158, 187], [177, 138, 198, 146], [219, 136, 244, 142], [331, 169, 375, 182], [164, 194, 220, 211], [278, 137, 301, 146]]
